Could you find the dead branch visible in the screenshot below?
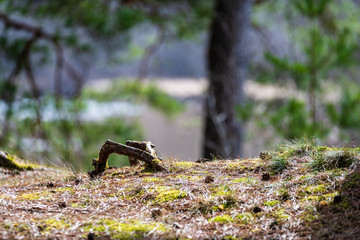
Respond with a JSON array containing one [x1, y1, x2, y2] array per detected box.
[[88, 139, 168, 177], [0, 35, 38, 144], [0, 151, 35, 171], [24, 54, 40, 99], [137, 25, 165, 81], [125, 140, 162, 166], [53, 43, 64, 97], [6, 36, 38, 86], [0, 11, 54, 41], [63, 59, 83, 97], [0, 11, 84, 98]]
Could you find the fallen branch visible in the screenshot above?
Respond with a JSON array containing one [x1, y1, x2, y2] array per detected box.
[[0, 151, 38, 171], [88, 139, 168, 177]]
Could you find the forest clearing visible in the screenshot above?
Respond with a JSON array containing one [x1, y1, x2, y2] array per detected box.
[[1, 140, 359, 239]]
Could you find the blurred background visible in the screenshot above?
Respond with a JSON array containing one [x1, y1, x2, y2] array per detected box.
[[1, 0, 360, 171]]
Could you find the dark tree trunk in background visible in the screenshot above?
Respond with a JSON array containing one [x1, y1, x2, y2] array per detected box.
[[203, 0, 253, 159]]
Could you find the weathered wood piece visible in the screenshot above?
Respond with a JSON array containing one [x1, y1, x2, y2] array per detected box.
[[88, 139, 168, 177], [126, 140, 156, 166], [0, 151, 37, 171]]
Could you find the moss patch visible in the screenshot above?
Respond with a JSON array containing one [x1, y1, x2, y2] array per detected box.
[[82, 219, 168, 239], [155, 189, 187, 203], [209, 214, 234, 223], [264, 200, 281, 207]]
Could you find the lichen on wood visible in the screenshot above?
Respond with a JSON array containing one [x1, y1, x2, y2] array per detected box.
[[125, 140, 160, 166], [0, 151, 38, 171], [88, 139, 168, 177]]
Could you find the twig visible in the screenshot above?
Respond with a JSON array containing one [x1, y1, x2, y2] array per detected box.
[[63, 60, 83, 97], [24, 54, 40, 99], [88, 139, 168, 177], [137, 25, 165, 81], [53, 43, 64, 97], [0, 11, 84, 97]]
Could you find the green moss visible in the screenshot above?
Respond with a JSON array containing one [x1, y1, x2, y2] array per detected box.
[[301, 214, 318, 222], [173, 161, 196, 169], [143, 177, 162, 183], [274, 139, 315, 157], [20, 192, 50, 200], [82, 219, 168, 239], [212, 185, 233, 197], [5, 222, 30, 232], [208, 214, 234, 223], [151, 158, 162, 166], [236, 212, 254, 224], [70, 202, 85, 208], [232, 177, 258, 185], [223, 159, 264, 172], [310, 149, 359, 171], [20, 193, 39, 200], [223, 162, 245, 170], [264, 200, 281, 207], [40, 218, 70, 231], [55, 187, 75, 194], [269, 155, 289, 174], [0, 194, 9, 200], [300, 207, 318, 222], [209, 213, 254, 224], [343, 173, 360, 190], [155, 189, 186, 203], [175, 174, 202, 181], [301, 184, 327, 195], [276, 188, 290, 201], [223, 236, 238, 240], [271, 209, 290, 220], [301, 195, 322, 202]]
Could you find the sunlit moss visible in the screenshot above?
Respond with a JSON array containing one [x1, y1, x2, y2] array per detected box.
[[264, 200, 281, 207], [20, 193, 43, 200], [5, 222, 30, 232], [212, 185, 233, 197], [343, 173, 360, 190], [55, 187, 75, 194], [236, 212, 254, 224], [272, 209, 290, 220], [40, 218, 71, 231], [0, 194, 9, 200], [276, 188, 290, 201], [232, 177, 258, 185], [82, 219, 168, 239], [300, 184, 327, 195], [173, 161, 196, 169], [310, 148, 359, 171], [208, 214, 234, 223], [175, 174, 202, 181], [155, 189, 186, 203], [143, 177, 162, 183], [301, 195, 322, 202], [223, 159, 264, 172]]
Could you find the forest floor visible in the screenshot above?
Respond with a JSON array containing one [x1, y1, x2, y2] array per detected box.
[[1, 140, 360, 239]]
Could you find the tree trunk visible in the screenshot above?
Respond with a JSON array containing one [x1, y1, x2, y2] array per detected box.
[[203, 0, 253, 159]]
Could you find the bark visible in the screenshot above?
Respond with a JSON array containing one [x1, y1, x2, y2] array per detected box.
[[203, 0, 253, 159], [126, 140, 156, 166], [88, 139, 168, 177]]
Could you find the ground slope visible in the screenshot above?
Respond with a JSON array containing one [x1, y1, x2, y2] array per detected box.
[[0, 142, 360, 239]]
